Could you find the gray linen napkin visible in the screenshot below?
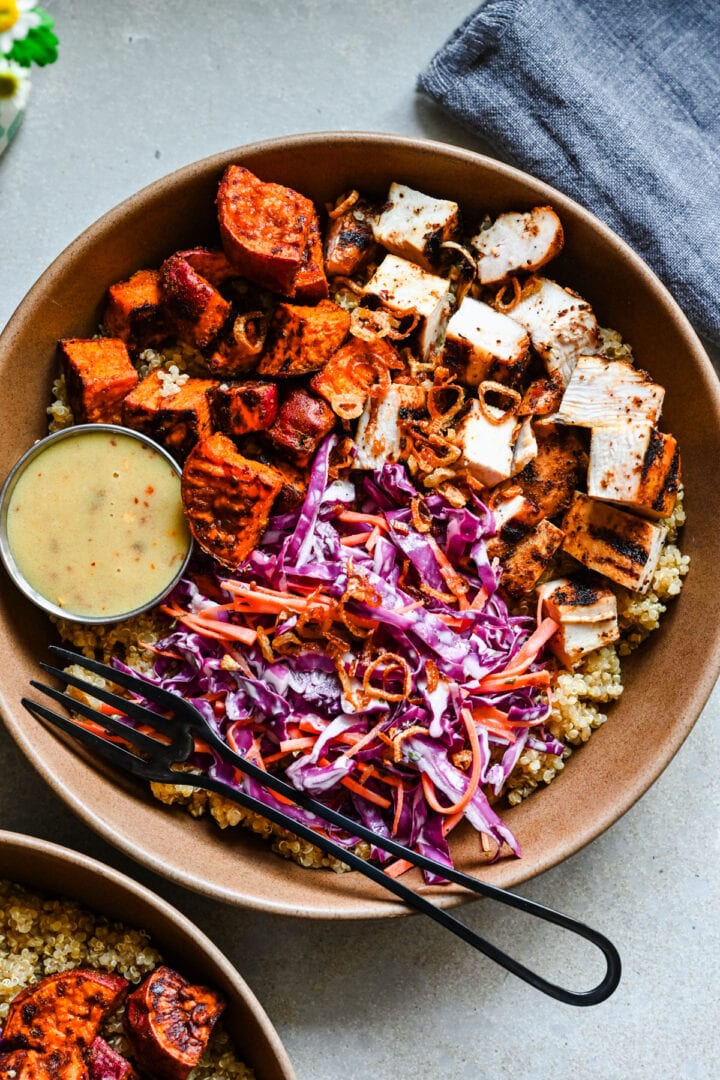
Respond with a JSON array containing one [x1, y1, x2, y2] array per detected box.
[[419, 0, 720, 346]]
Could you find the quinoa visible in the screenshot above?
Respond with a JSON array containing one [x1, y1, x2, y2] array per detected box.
[[0, 879, 254, 1080]]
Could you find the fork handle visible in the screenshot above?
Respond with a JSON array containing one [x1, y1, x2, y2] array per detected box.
[[180, 769, 619, 1006]]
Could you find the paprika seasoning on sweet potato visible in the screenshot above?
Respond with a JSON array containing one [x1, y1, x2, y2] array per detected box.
[[181, 433, 284, 567], [217, 164, 314, 294], [124, 965, 224, 1080], [3, 970, 128, 1051], [0, 1046, 90, 1080]]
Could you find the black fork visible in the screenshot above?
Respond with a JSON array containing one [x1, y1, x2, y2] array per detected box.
[[22, 645, 621, 1007]]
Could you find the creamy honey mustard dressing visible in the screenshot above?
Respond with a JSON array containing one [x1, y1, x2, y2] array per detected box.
[[5, 430, 191, 618]]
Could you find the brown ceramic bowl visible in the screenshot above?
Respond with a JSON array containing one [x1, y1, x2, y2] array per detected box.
[[0, 829, 295, 1079], [1, 133, 719, 917]]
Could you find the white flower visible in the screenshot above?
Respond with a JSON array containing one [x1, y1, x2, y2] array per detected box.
[[0, 57, 31, 109], [0, 1, 42, 54]]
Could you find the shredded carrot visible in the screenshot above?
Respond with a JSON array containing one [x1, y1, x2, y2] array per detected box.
[[299, 717, 329, 735], [420, 708, 482, 816], [426, 534, 470, 609], [336, 509, 390, 532], [340, 532, 372, 547], [476, 669, 552, 692], [472, 704, 545, 730], [161, 604, 257, 646], [227, 724, 296, 806], [470, 587, 489, 612], [499, 617, 559, 677], [391, 783, 405, 836], [278, 736, 317, 753], [365, 526, 382, 552], [340, 775, 392, 809], [341, 716, 389, 759]]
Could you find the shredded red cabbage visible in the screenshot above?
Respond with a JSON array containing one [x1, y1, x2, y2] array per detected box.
[[127, 435, 559, 879]]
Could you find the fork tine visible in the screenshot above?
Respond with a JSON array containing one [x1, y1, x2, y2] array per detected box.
[[21, 697, 155, 779], [48, 645, 187, 714], [39, 661, 178, 737], [28, 680, 176, 758]]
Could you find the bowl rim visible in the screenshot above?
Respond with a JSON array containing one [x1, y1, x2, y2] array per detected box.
[[0, 827, 297, 1078], [1, 130, 719, 918]]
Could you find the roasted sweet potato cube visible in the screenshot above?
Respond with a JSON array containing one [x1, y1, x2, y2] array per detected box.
[[289, 213, 329, 303], [324, 196, 380, 277], [4, 969, 128, 1051], [217, 165, 314, 294], [87, 1039, 139, 1080], [272, 458, 308, 512], [205, 310, 268, 378], [182, 434, 283, 567], [103, 269, 169, 352], [124, 966, 224, 1080], [207, 380, 278, 435], [258, 300, 350, 377], [160, 254, 231, 349], [311, 336, 400, 419], [123, 372, 216, 459], [268, 388, 337, 466], [58, 338, 139, 425], [176, 247, 237, 286], [0, 1047, 90, 1079]]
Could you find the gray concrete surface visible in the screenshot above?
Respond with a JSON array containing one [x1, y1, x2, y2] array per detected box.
[[0, 3, 718, 1078]]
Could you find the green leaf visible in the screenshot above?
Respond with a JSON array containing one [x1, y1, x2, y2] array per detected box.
[[6, 10, 59, 68]]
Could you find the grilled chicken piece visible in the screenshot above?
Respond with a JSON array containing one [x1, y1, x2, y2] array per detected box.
[[267, 388, 337, 466], [123, 372, 217, 460], [373, 182, 460, 271], [160, 254, 232, 350], [588, 422, 680, 519], [217, 165, 314, 294], [471, 206, 564, 285], [488, 490, 539, 536], [354, 382, 426, 470], [491, 423, 587, 525], [58, 338, 139, 425], [363, 254, 452, 360], [562, 491, 666, 593], [555, 355, 665, 428], [207, 380, 278, 435], [455, 399, 521, 488], [537, 575, 620, 667], [444, 296, 530, 386], [103, 269, 169, 353], [510, 416, 538, 474], [505, 276, 600, 387], [258, 299, 350, 377], [182, 434, 284, 567], [311, 335, 401, 419], [496, 519, 565, 597], [324, 195, 380, 278]]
